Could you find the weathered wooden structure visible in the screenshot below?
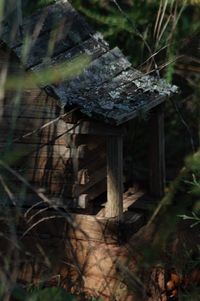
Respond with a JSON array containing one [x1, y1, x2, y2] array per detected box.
[[0, 1, 177, 300]]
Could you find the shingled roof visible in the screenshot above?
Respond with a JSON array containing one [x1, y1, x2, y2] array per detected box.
[[0, 0, 177, 125]]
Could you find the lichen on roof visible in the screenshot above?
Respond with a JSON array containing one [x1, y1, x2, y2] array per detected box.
[[0, 0, 178, 125], [133, 75, 178, 96]]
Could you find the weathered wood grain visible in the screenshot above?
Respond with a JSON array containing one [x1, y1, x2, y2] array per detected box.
[[68, 134, 105, 148], [105, 135, 123, 219], [3, 90, 57, 107], [78, 144, 106, 170], [82, 179, 106, 202], [1, 104, 59, 119], [53, 47, 131, 104], [97, 188, 144, 218], [0, 143, 73, 158], [73, 166, 106, 197], [0, 0, 172, 128], [15, 155, 71, 171], [14, 15, 91, 68], [18, 168, 73, 183], [1, 119, 124, 139], [77, 159, 106, 185], [32, 33, 109, 72]]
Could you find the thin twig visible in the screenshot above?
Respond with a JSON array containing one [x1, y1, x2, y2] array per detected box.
[[0, 175, 17, 206], [138, 44, 169, 68], [26, 206, 50, 224], [13, 107, 79, 143], [24, 201, 46, 218], [111, 0, 160, 78], [21, 215, 65, 238], [0, 160, 73, 225]]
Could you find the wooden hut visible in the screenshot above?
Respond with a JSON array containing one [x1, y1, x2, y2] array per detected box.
[[0, 1, 177, 299], [0, 0, 177, 214]]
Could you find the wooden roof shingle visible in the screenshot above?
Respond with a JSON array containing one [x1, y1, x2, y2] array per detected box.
[[0, 0, 177, 125]]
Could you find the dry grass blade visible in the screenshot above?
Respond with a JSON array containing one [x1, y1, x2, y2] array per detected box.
[[157, 14, 171, 45], [26, 206, 50, 224], [155, 0, 169, 41], [24, 201, 46, 218], [154, 0, 163, 38], [0, 175, 17, 205], [139, 44, 169, 68], [116, 261, 147, 300], [21, 215, 65, 238], [0, 160, 73, 224], [111, 0, 160, 77]]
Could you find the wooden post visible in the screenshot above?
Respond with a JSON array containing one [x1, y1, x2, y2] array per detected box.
[[105, 135, 123, 219], [149, 104, 165, 198]]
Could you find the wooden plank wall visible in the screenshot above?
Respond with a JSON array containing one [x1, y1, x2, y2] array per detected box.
[[0, 48, 107, 208]]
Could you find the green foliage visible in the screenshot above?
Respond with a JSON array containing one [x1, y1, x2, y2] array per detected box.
[[73, 0, 200, 73], [24, 0, 54, 14], [179, 211, 200, 227], [10, 286, 103, 301], [12, 287, 77, 301], [4, 54, 90, 91]]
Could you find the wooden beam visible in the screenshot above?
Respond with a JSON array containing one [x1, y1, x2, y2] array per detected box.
[[73, 166, 106, 196], [105, 135, 123, 219], [2, 120, 124, 138], [149, 105, 165, 197], [73, 121, 125, 136]]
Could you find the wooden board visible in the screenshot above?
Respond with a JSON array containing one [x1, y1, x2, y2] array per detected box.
[[68, 134, 105, 148], [73, 166, 106, 197], [1, 120, 124, 141], [3, 90, 57, 108], [82, 179, 106, 202], [77, 160, 106, 185], [1, 104, 59, 119], [97, 187, 144, 218], [105, 135, 123, 218], [14, 14, 91, 68], [32, 33, 108, 72], [53, 47, 131, 103]]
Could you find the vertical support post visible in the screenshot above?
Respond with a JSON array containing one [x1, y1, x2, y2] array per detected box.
[[105, 135, 123, 219], [149, 104, 165, 198]]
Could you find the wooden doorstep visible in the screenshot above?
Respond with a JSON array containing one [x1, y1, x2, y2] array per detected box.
[[97, 188, 144, 218], [6, 206, 144, 244]]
